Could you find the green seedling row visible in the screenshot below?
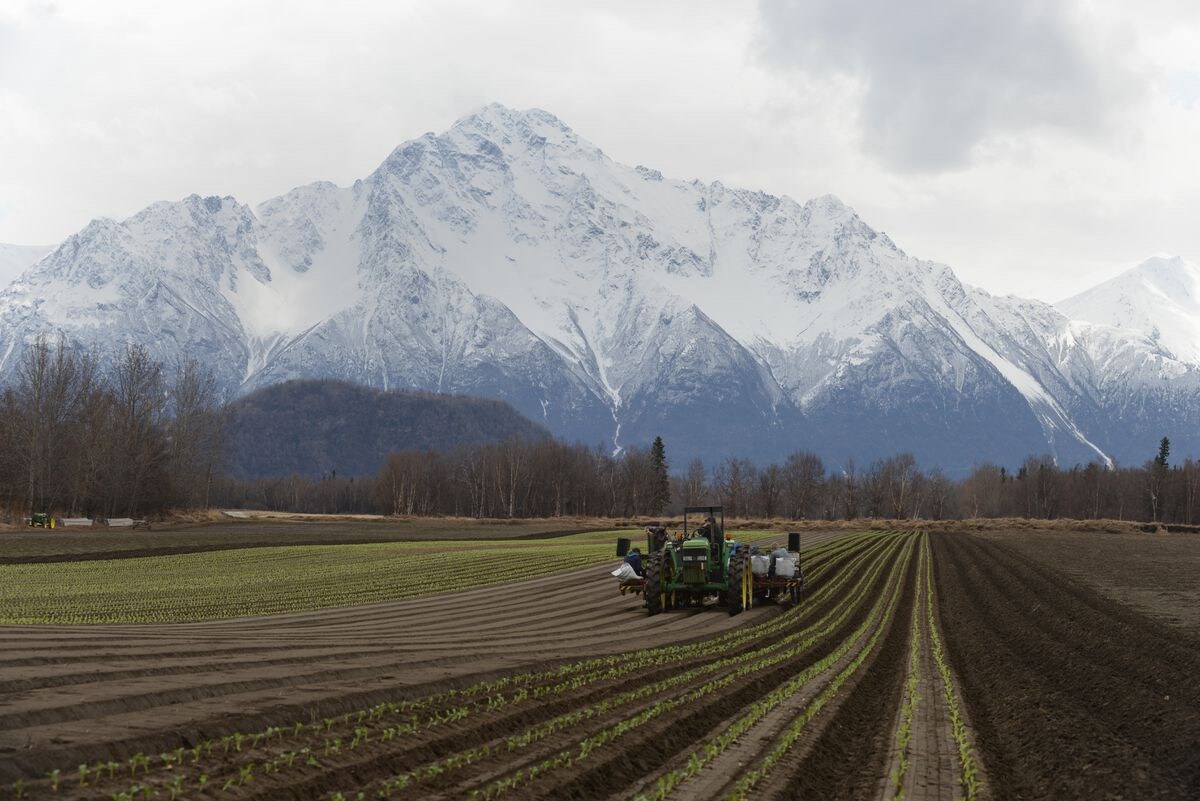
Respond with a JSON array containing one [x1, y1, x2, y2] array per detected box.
[[888, 534, 926, 801], [634, 534, 914, 801], [922, 536, 985, 801]]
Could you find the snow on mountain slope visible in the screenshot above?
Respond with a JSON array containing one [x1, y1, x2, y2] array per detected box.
[[0, 104, 1195, 473], [0, 243, 52, 287], [1058, 256, 1200, 364]]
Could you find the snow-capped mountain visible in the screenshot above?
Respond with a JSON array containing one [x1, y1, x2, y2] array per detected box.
[[1059, 256, 1200, 364], [0, 243, 52, 287], [0, 104, 1194, 475]]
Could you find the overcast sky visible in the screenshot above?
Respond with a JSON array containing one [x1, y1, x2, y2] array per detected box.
[[2, 0, 1200, 302]]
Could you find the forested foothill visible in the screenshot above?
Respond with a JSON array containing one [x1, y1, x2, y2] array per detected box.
[[223, 379, 551, 479]]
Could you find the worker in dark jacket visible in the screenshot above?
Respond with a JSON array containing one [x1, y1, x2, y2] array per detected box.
[[624, 547, 644, 577]]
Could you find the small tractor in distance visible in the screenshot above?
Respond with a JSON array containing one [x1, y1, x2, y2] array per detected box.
[[28, 512, 55, 529], [616, 506, 803, 616]]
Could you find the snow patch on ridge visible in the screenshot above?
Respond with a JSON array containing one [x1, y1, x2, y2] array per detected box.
[[929, 277, 1113, 467]]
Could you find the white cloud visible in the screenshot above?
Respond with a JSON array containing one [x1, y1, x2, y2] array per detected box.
[[1, 0, 1199, 303], [756, 0, 1146, 171]]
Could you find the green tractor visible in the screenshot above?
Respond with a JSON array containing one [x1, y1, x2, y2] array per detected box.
[[28, 512, 55, 529], [619, 506, 753, 616], [616, 506, 804, 614]]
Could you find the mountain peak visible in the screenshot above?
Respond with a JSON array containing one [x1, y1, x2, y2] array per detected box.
[[448, 103, 604, 164], [1131, 254, 1198, 284], [375, 104, 601, 180], [455, 102, 569, 131], [1059, 254, 1200, 362]]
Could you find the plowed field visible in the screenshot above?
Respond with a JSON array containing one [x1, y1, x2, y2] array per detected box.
[[1, 527, 1197, 801]]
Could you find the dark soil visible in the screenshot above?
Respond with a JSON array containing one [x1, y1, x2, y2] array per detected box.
[[933, 531, 1200, 801], [978, 527, 1200, 633], [776, 553, 915, 800]]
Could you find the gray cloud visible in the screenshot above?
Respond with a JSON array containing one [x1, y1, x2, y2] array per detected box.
[[757, 0, 1146, 171]]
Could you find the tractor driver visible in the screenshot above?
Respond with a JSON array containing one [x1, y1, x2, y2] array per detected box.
[[695, 515, 722, 540]]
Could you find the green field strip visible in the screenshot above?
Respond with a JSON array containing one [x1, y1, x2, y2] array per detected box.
[[0, 542, 617, 624]]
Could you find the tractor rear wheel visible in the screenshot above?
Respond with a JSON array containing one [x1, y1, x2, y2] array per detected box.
[[727, 553, 750, 616], [645, 553, 663, 616]]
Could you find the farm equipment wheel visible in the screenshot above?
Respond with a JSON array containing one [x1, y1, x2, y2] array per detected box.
[[728, 553, 751, 616], [645, 553, 663, 616], [790, 585, 800, 604], [661, 555, 676, 611]]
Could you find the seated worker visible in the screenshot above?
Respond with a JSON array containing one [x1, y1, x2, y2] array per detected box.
[[624, 547, 645, 578], [768, 543, 790, 578]]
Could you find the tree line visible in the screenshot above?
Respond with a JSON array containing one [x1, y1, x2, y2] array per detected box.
[[6, 337, 1196, 524], [0, 337, 225, 519], [213, 434, 1200, 524], [213, 438, 672, 519]]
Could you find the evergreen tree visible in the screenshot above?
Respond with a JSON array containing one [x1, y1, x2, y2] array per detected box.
[[1149, 436, 1171, 521], [1155, 436, 1171, 469], [649, 436, 670, 513]]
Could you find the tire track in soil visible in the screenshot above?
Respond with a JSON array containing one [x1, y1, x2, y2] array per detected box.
[[0, 534, 877, 785], [932, 531, 1200, 801]]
